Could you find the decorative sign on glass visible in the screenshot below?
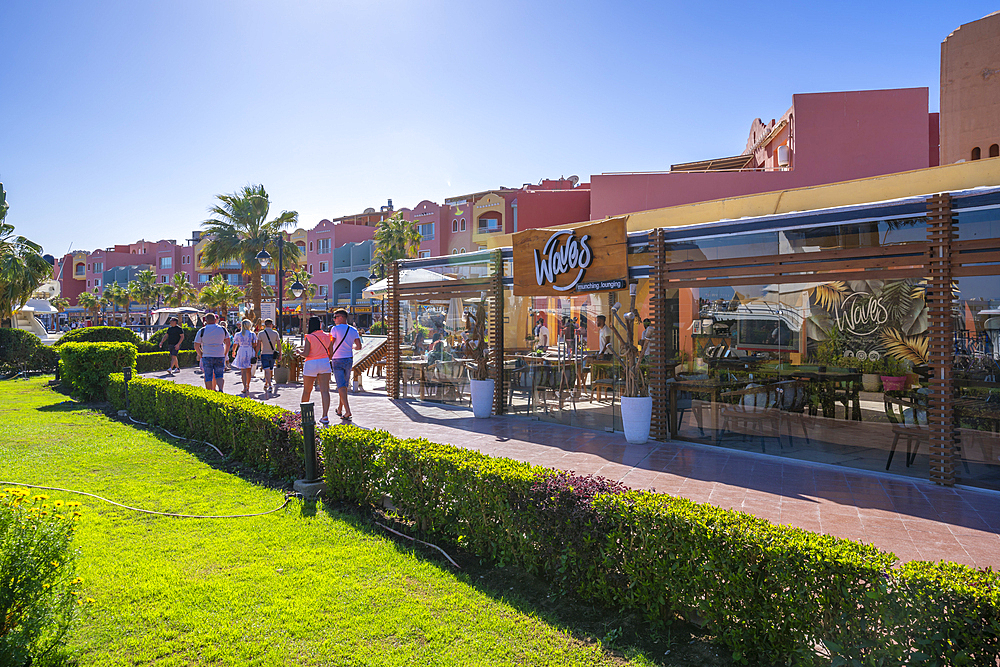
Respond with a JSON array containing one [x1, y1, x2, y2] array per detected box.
[[512, 217, 628, 296]]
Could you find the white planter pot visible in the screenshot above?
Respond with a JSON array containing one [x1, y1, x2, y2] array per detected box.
[[620, 395, 653, 444], [470, 378, 495, 418]]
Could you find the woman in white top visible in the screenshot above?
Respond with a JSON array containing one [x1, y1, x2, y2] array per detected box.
[[231, 319, 258, 397]]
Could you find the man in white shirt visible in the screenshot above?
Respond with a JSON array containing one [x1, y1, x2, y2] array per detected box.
[[640, 318, 655, 359], [596, 314, 613, 358], [329, 309, 363, 421], [535, 317, 549, 350], [194, 313, 231, 392]]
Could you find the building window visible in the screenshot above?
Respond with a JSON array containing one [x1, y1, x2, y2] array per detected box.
[[87, 280, 91, 287], [418, 250, 431, 258], [227, 274, 240, 285], [452, 220, 458, 232], [87, 264, 91, 271], [95, 278, 101, 288], [319, 285, 328, 296], [309, 242, 313, 252], [991, 144, 999, 158], [317, 238, 330, 253], [75, 264, 85, 276], [972, 147, 982, 160], [160, 257, 172, 269], [460, 247, 466, 254], [460, 218, 466, 231], [319, 261, 328, 272], [418, 223, 435, 240], [160, 275, 167, 283], [452, 249, 458, 255], [94, 262, 103, 272], [477, 216, 501, 233], [199, 274, 209, 284], [263, 274, 275, 286], [309, 264, 313, 274]]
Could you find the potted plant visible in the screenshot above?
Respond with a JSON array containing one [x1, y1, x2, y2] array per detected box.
[[276, 339, 298, 385], [462, 303, 493, 418], [879, 356, 909, 392], [608, 283, 651, 444]]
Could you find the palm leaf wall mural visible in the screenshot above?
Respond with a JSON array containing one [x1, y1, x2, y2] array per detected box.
[[879, 328, 928, 364], [810, 281, 848, 311]]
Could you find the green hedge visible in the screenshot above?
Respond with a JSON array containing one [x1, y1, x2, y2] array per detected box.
[[319, 427, 1000, 665], [148, 325, 199, 351], [0, 328, 59, 374], [54, 326, 158, 353], [135, 350, 198, 374], [107, 375, 305, 479], [57, 342, 137, 401]]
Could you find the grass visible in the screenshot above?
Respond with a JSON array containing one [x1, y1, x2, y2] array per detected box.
[[1, 377, 676, 667]]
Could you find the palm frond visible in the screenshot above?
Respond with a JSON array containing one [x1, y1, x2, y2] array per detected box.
[[810, 281, 848, 311], [878, 328, 928, 364]]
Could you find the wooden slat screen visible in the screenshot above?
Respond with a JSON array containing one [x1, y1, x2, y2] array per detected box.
[[387, 262, 400, 400], [649, 228, 670, 441], [926, 194, 957, 486], [490, 250, 505, 416]]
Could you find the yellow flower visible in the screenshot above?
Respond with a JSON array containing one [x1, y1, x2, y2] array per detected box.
[[86, 598, 95, 604], [51, 561, 59, 567], [55, 514, 65, 520], [33, 495, 49, 501], [53, 500, 64, 508], [72, 577, 83, 584]]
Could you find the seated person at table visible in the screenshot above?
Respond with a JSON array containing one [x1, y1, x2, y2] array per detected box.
[[535, 317, 549, 351], [597, 315, 614, 359], [426, 339, 448, 364]]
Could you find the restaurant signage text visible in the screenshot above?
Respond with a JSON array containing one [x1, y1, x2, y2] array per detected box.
[[512, 217, 627, 296]]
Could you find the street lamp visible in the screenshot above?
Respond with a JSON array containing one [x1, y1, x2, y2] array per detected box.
[[368, 268, 383, 331], [256, 242, 285, 333], [324, 295, 330, 327]]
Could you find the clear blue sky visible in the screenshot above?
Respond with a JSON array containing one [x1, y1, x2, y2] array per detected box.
[[2, 1, 995, 257]]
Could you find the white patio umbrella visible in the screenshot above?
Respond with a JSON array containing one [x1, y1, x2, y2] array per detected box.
[[361, 268, 454, 299]]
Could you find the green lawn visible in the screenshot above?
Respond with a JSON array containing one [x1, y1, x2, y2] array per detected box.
[[1, 378, 656, 667]]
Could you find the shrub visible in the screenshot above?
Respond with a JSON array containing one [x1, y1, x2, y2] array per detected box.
[[135, 350, 198, 374], [319, 426, 1000, 665], [0, 487, 86, 666], [147, 325, 198, 351], [0, 328, 59, 374], [53, 326, 141, 348], [58, 342, 137, 401], [107, 375, 304, 478]]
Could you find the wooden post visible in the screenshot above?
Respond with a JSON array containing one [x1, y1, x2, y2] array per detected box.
[[491, 249, 505, 416], [649, 229, 670, 441], [387, 261, 400, 400], [926, 194, 957, 486]]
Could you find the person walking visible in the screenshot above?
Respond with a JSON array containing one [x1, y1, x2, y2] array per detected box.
[[159, 317, 185, 375], [257, 318, 280, 395], [231, 319, 258, 397], [194, 313, 230, 392], [329, 308, 363, 422], [301, 316, 333, 425]]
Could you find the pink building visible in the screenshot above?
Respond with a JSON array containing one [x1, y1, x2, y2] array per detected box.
[[304, 219, 377, 300], [590, 88, 939, 219]]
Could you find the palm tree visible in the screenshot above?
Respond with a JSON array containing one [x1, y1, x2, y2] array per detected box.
[[199, 184, 300, 321], [129, 269, 160, 329], [372, 211, 422, 279], [162, 271, 197, 308], [77, 291, 104, 323], [102, 283, 124, 324], [285, 269, 316, 332], [0, 183, 52, 324], [198, 275, 242, 320]]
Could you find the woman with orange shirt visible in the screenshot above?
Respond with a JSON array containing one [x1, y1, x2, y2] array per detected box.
[[300, 316, 333, 425]]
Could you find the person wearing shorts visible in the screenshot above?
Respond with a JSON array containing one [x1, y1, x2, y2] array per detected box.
[[329, 309, 363, 422], [301, 316, 333, 425], [257, 318, 279, 395], [194, 313, 231, 392], [160, 317, 185, 375]]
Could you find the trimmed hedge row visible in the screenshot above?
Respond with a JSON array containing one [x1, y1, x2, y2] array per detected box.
[[58, 342, 137, 401], [54, 326, 158, 352], [107, 375, 305, 479], [319, 426, 1000, 665], [135, 350, 198, 374], [0, 328, 59, 374], [148, 326, 198, 351]]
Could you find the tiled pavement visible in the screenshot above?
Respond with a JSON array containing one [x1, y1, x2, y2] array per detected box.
[[147, 366, 1000, 570]]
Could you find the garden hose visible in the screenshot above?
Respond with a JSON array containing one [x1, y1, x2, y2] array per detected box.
[[0, 481, 297, 519], [121, 412, 226, 460]]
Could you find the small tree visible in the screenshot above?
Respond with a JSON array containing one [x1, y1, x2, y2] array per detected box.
[[372, 212, 422, 279]]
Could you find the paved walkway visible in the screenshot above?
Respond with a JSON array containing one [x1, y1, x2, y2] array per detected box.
[[148, 366, 1000, 570]]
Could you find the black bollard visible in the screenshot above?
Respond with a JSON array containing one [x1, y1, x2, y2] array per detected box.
[[123, 366, 132, 413], [300, 402, 317, 482]]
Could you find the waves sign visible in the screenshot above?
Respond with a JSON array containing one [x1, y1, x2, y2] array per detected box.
[[512, 217, 628, 296]]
